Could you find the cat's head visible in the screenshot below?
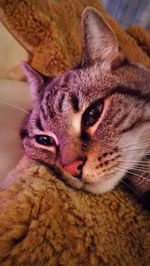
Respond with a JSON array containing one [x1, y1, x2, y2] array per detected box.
[[21, 7, 150, 193]]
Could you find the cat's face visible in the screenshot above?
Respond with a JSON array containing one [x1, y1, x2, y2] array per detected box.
[[21, 8, 150, 194]]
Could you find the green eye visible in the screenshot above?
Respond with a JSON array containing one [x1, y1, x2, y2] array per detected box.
[[82, 101, 103, 127], [35, 135, 55, 146]]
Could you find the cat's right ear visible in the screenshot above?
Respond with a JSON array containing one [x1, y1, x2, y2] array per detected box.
[[81, 7, 121, 69], [21, 62, 44, 99]]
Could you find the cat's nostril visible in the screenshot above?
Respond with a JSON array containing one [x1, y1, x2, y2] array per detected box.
[[77, 164, 83, 171], [63, 160, 85, 178]]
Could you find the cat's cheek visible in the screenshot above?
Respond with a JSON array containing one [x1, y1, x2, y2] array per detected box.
[[23, 141, 55, 165], [81, 160, 106, 183], [81, 159, 123, 194]]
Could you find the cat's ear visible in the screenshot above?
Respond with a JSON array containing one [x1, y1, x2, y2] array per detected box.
[[21, 62, 44, 98], [81, 7, 121, 69]]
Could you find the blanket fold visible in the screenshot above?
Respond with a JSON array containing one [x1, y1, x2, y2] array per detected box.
[[1, 0, 150, 78]]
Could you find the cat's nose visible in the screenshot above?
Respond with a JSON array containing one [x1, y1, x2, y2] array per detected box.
[[63, 160, 85, 178]]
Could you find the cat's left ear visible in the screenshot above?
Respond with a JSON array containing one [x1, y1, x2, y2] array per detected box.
[[81, 7, 122, 69], [21, 62, 44, 98]]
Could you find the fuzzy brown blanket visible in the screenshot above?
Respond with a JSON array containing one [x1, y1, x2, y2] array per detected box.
[[0, 1, 150, 265]]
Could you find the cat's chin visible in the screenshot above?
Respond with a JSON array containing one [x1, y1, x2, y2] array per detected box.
[[52, 164, 122, 194], [82, 174, 122, 194], [61, 175, 120, 194]]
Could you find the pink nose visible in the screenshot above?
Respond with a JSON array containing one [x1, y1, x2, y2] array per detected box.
[[63, 160, 84, 178]]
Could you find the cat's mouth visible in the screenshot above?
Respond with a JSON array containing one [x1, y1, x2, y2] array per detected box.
[[49, 163, 85, 189], [48, 162, 123, 194]]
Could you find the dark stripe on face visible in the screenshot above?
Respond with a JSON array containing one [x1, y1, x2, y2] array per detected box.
[[121, 119, 145, 133], [46, 93, 50, 106], [48, 108, 55, 119], [40, 105, 47, 120], [45, 93, 56, 118], [80, 131, 91, 142], [36, 117, 43, 130], [115, 113, 129, 127], [20, 129, 28, 139], [106, 86, 150, 102], [70, 93, 79, 112], [58, 93, 65, 112]]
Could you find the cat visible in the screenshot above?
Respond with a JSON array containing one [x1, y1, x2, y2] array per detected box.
[[20, 7, 150, 207]]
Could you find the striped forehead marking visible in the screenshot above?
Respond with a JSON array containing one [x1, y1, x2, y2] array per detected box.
[[71, 103, 88, 134]]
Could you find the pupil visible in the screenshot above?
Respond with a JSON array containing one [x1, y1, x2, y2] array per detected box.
[[85, 108, 100, 126], [89, 109, 99, 119], [35, 135, 55, 146], [82, 100, 104, 128]]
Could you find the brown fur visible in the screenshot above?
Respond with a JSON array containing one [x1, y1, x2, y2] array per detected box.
[[1, 0, 150, 79]]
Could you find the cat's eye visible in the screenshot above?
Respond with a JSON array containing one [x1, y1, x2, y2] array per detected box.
[[82, 101, 103, 127], [35, 135, 55, 146]]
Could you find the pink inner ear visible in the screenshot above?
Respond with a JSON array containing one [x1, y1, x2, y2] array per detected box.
[[21, 61, 44, 97]]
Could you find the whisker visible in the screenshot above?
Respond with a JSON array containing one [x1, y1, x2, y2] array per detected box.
[[119, 160, 150, 167], [120, 150, 150, 157], [126, 174, 150, 184], [119, 140, 150, 151], [114, 166, 150, 182], [121, 167, 150, 174], [119, 179, 145, 203], [120, 179, 138, 196], [117, 166, 150, 176], [120, 147, 150, 152], [0, 101, 29, 114], [124, 166, 149, 173], [124, 165, 150, 173]]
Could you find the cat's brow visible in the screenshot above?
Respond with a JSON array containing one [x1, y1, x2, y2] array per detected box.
[[36, 117, 44, 131], [40, 105, 47, 119], [45, 91, 58, 118], [106, 86, 150, 101], [58, 93, 65, 112], [70, 93, 80, 112]]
